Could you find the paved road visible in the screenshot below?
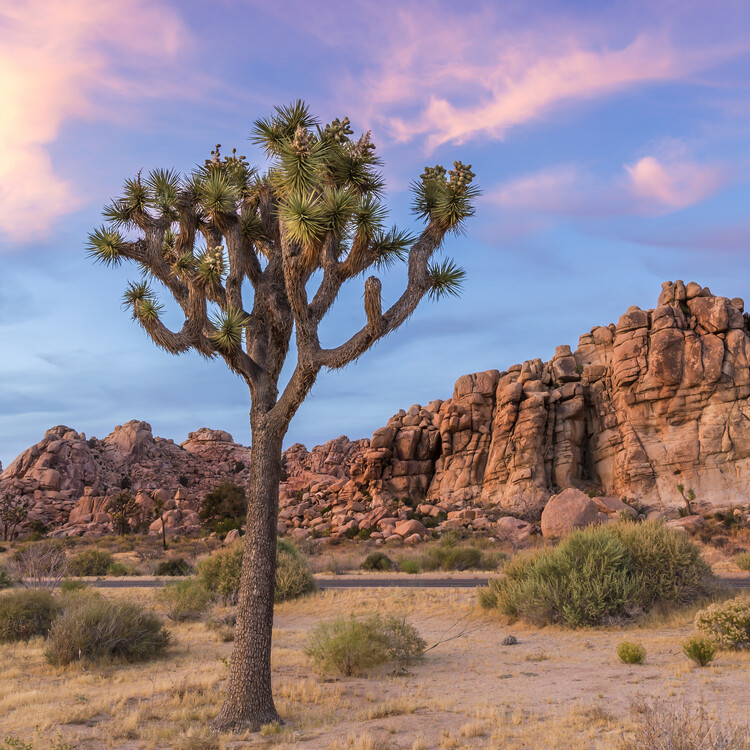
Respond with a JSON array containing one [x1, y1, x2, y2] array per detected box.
[[84, 574, 750, 590]]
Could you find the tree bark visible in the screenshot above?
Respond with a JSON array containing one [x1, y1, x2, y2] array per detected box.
[[210, 414, 284, 731]]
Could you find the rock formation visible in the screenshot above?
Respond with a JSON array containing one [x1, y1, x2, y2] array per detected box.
[[341, 281, 750, 519], [3, 281, 750, 540]]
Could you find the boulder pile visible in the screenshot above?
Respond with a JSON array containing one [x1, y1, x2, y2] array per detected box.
[[3, 281, 750, 541]]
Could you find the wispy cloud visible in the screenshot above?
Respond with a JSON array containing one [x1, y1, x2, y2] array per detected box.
[[0, 0, 187, 243], [487, 145, 731, 219], [341, 3, 750, 152]]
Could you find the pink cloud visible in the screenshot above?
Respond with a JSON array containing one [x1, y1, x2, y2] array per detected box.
[[625, 156, 728, 212], [0, 0, 187, 243], [487, 147, 731, 219], [345, 5, 750, 152]]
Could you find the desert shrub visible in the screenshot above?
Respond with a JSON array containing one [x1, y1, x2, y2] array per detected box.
[[360, 552, 394, 571], [59, 579, 87, 594], [413, 533, 495, 572], [6, 541, 67, 588], [734, 552, 750, 571], [379, 615, 427, 673], [400, 559, 420, 575], [275, 544, 316, 602], [156, 578, 212, 621], [107, 561, 142, 577], [0, 566, 13, 589], [305, 614, 425, 676], [682, 635, 717, 667], [197, 541, 243, 604], [305, 616, 385, 676], [480, 521, 714, 627], [199, 482, 246, 532], [616, 641, 646, 665], [694, 596, 750, 649], [618, 697, 749, 750], [45, 597, 170, 665], [67, 549, 113, 577], [154, 557, 193, 576], [198, 538, 314, 605], [477, 578, 502, 610], [610, 520, 714, 607], [0, 589, 59, 642]]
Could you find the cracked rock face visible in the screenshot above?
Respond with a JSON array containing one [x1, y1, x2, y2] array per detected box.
[[3, 281, 750, 537], [347, 281, 750, 517]]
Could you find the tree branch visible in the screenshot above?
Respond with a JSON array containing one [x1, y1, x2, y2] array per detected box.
[[316, 221, 444, 369]]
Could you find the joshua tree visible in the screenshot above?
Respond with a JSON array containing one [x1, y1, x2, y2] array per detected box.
[[107, 490, 138, 535], [87, 101, 478, 731], [0, 491, 30, 541]]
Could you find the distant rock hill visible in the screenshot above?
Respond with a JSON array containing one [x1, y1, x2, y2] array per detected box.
[[2, 280, 750, 540]]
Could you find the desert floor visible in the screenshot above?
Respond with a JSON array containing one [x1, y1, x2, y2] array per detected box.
[[1, 584, 749, 750]]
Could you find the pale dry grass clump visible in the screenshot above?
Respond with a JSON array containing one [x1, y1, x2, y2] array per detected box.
[[618, 697, 750, 749]]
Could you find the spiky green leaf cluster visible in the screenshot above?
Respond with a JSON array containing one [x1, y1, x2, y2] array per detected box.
[[426, 258, 466, 300], [197, 144, 256, 202], [198, 171, 239, 216], [122, 281, 163, 322], [172, 251, 197, 278], [279, 193, 326, 247], [251, 101, 319, 158], [210, 307, 249, 353], [352, 195, 387, 242], [411, 161, 479, 232], [371, 228, 415, 269], [87, 226, 126, 265]]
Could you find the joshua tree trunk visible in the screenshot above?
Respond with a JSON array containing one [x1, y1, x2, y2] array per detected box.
[[211, 406, 285, 731]]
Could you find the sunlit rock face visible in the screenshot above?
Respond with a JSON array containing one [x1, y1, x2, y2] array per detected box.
[[345, 281, 750, 518], [4, 281, 750, 538]]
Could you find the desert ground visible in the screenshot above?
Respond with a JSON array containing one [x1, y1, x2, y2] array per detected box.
[[1, 566, 749, 750]]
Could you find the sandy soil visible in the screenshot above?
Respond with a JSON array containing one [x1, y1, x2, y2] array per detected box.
[[1, 586, 749, 749]]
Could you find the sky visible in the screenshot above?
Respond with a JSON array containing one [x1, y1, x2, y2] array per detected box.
[[1, 0, 750, 465]]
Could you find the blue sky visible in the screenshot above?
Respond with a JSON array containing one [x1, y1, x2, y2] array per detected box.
[[2, 0, 750, 465]]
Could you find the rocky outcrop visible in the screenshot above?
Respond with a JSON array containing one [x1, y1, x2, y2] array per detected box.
[[3, 281, 750, 541], [340, 281, 750, 518]]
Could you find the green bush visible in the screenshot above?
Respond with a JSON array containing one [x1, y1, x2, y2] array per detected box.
[[275, 545, 316, 603], [67, 549, 113, 577], [616, 641, 646, 665], [197, 539, 314, 605], [305, 614, 425, 676], [407, 533, 494, 572], [479, 521, 714, 627], [0, 589, 59, 642], [45, 597, 170, 665], [400, 559, 420, 575], [734, 552, 750, 572], [154, 558, 193, 577], [107, 561, 142, 577], [156, 578, 212, 621], [59, 579, 87, 594], [360, 552, 394, 571], [694, 596, 750, 649], [197, 542, 243, 604], [682, 635, 718, 667], [199, 482, 246, 532], [0, 566, 13, 589]]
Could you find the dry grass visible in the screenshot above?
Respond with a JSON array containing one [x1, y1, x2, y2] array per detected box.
[[1, 586, 749, 748]]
